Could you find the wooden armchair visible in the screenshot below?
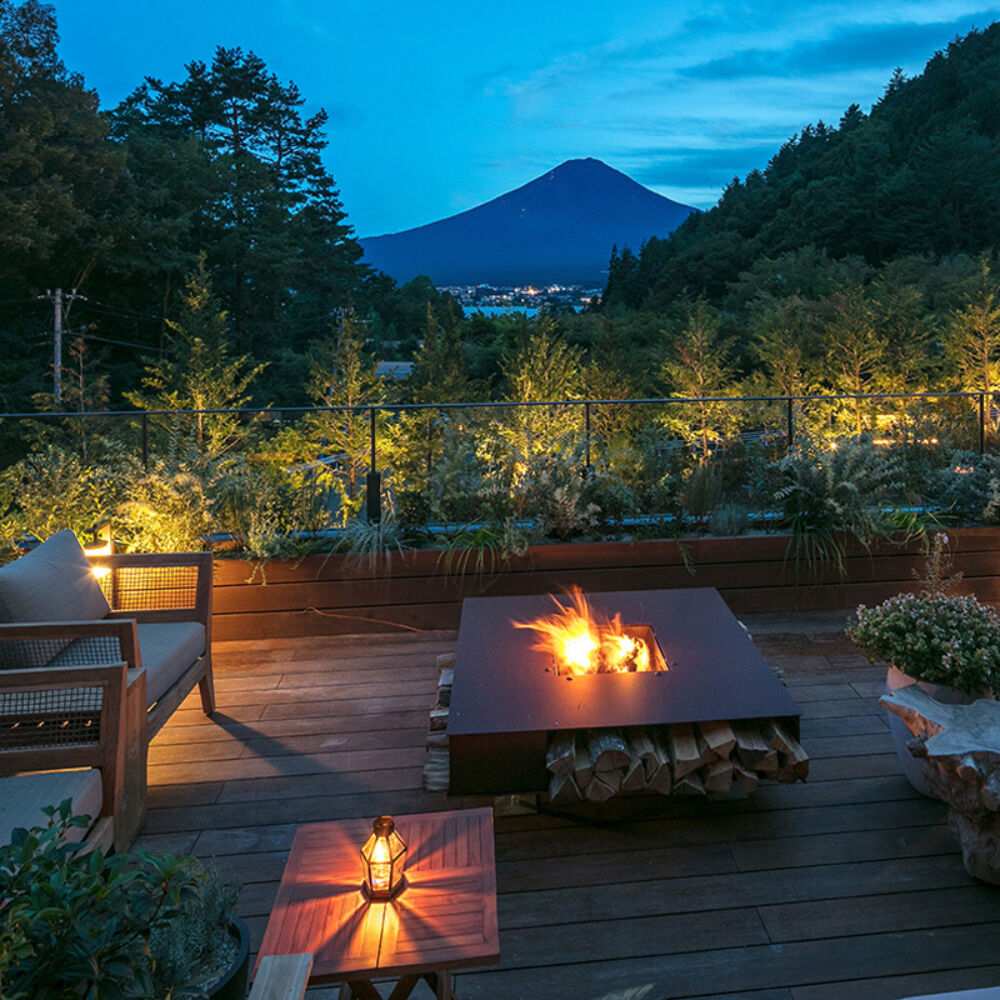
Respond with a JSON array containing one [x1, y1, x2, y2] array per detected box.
[[86, 550, 215, 735], [0, 532, 216, 847], [0, 660, 127, 852]]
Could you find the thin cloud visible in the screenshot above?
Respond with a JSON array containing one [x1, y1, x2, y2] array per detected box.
[[680, 12, 998, 79], [627, 143, 782, 189]]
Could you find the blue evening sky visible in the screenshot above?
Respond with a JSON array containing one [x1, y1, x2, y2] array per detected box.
[[53, 0, 999, 238]]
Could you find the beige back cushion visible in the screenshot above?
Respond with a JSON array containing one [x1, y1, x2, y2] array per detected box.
[[0, 530, 111, 624]]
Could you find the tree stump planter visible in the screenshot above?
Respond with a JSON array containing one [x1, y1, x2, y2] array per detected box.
[[885, 666, 977, 797], [880, 686, 1000, 884]]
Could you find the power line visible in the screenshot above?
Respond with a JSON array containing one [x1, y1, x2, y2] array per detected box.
[[79, 332, 163, 352], [81, 299, 163, 321]]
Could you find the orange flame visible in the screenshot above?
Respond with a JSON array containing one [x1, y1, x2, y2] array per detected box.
[[513, 587, 654, 675]]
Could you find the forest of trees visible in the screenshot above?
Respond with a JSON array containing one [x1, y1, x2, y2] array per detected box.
[[605, 24, 1000, 309], [6, 4, 1000, 422], [6, 1, 1000, 557], [0, 0, 466, 411]]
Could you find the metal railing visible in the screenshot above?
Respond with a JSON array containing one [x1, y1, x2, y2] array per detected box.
[[1, 389, 995, 523]]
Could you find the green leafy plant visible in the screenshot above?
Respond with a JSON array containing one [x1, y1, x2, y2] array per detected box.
[[437, 519, 534, 587], [847, 531, 999, 695], [529, 471, 600, 541], [680, 459, 725, 518], [708, 502, 751, 536], [212, 458, 334, 565], [515, 444, 601, 541], [115, 459, 213, 553], [924, 449, 1000, 520], [0, 801, 241, 1000], [0, 444, 138, 562], [425, 424, 490, 525], [336, 514, 404, 574], [848, 591, 1000, 695], [916, 530, 963, 597], [773, 437, 907, 576], [583, 466, 638, 533]]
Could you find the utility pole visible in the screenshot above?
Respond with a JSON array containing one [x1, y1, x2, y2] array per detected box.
[[38, 287, 85, 402], [53, 287, 62, 402]]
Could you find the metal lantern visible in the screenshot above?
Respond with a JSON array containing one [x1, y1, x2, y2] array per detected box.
[[360, 815, 407, 900]]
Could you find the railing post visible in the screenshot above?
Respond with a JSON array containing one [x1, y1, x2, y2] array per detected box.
[[584, 402, 592, 476], [786, 396, 794, 452], [366, 406, 381, 523], [980, 393, 987, 455], [141, 412, 149, 471]]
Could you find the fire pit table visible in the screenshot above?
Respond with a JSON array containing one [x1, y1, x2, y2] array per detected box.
[[446, 588, 803, 800]]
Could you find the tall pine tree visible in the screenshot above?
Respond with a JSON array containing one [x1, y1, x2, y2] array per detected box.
[[112, 47, 365, 357]]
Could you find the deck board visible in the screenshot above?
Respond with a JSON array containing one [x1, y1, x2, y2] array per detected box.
[[139, 612, 1000, 999]]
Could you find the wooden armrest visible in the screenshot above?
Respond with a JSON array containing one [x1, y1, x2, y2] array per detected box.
[[88, 552, 212, 570], [0, 619, 140, 670], [0, 661, 129, 691], [249, 955, 313, 1000]]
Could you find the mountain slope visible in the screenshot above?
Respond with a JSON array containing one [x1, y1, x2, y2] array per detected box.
[[604, 23, 1000, 309], [360, 158, 696, 286]]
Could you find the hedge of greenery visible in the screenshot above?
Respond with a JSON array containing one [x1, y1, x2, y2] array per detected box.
[[3, 403, 1000, 570]]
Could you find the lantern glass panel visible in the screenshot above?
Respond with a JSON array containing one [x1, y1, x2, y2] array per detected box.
[[360, 816, 407, 899]]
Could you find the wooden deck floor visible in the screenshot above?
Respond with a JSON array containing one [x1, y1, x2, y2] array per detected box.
[[137, 612, 1000, 1000]]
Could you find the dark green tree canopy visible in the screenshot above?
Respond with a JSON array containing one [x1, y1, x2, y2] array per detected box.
[[0, 0, 123, 288], [112, 47, 365, 356]]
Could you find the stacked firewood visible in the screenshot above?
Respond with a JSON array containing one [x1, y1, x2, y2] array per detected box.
[[423, 654, 454, 792], [546, 719, 808, 804]]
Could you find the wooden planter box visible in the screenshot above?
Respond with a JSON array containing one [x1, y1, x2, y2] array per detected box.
[[210, 528, 1000, 641]]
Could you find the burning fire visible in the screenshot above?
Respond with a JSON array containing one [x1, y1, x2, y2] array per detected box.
[[513, 587, 662, 676]]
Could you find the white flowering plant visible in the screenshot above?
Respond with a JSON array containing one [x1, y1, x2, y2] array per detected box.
[[848, 591, 1000, 696]]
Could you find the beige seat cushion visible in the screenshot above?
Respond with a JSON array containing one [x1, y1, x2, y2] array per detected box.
[[0, 768, 102, 845], [48, 620, 205, 709], [135, 621, 206, 707]]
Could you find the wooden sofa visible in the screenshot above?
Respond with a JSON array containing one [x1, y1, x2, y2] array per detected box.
[[0, 530, 215, 849]]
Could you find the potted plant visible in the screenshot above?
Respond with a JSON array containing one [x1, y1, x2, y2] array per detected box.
[[848, 534, 1000, 795], [0, 801, 249, 1000]]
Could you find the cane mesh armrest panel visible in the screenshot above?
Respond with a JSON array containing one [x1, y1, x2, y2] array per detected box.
[[0, 683, 106, 753], [0, 769, 102, 846], [99, 564, 199, 614], [0, 633, 124, 673]]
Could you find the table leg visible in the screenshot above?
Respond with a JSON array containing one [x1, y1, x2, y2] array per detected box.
[[437, 970, 453, 1000], [386, 974, 421, 999], [344, 980, 384, 1000], [422, 970, 456, 1000]]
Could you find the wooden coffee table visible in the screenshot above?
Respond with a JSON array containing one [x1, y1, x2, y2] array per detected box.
[[256, 808, 499, 999]]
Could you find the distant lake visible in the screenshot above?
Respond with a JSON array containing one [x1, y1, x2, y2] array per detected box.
[[471, 305, 539, 317]]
